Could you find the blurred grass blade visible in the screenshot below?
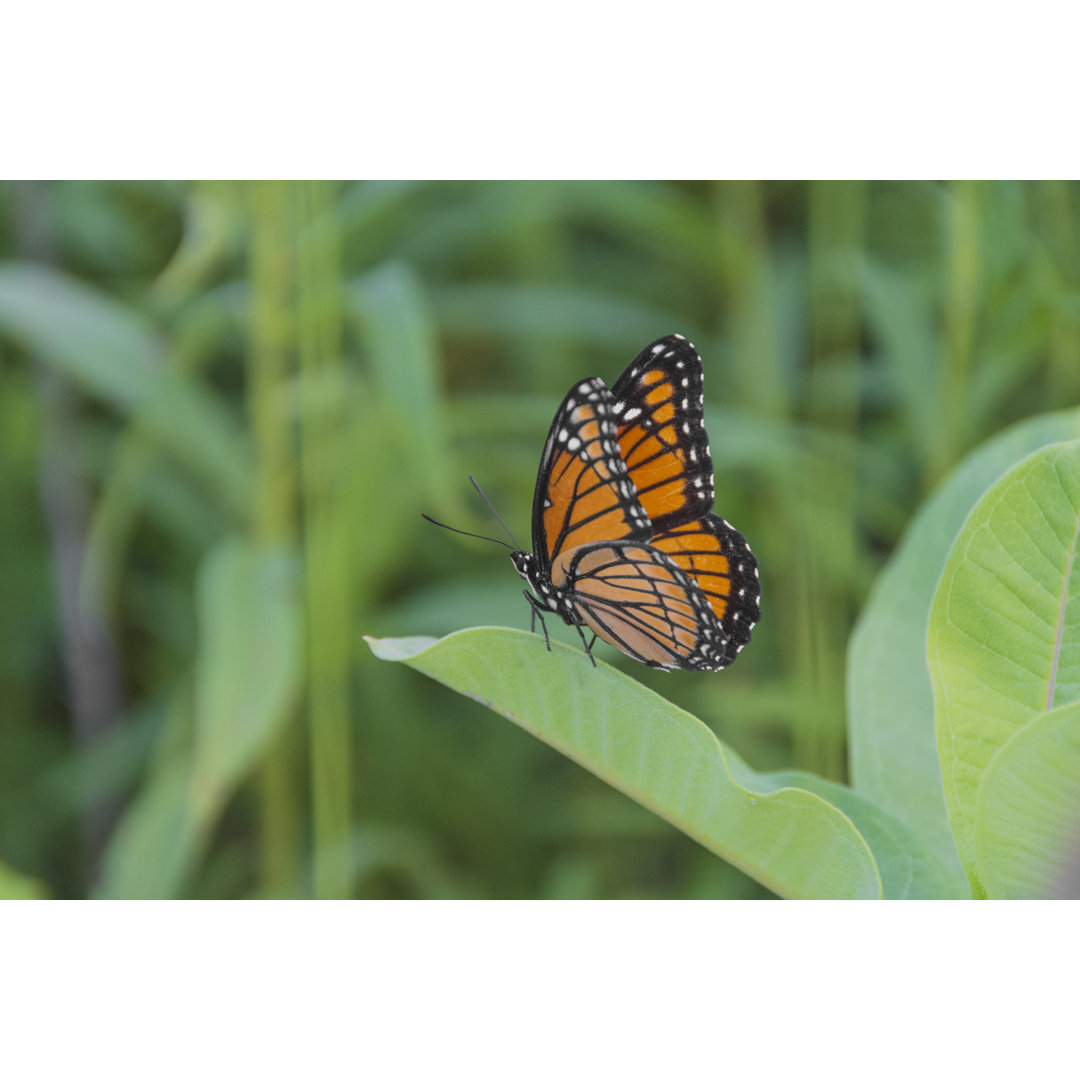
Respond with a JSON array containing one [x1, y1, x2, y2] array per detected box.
[[366, 629, 883, 900], [975, 700, 1080, 898], [848, 410, 1080, 894], [191, 537, 302, 825], [432, 282, 679, 351], [352, 261, 449, 506], [98, 682, 199, 898], [248, 179, 303, 894], [254, 822, 474, 900], [0, 262, 251, 517], [99, 537, 301, 898], [714, 181, 789, 420], [0, 261, 161, 403], [98, 755, 196, 899], [929, 438, 1080, 896], [296, 182, 353, 900], [858, 261, 940, 483]]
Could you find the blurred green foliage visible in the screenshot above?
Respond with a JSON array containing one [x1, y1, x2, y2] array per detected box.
[[1, 180, 1078, 899]]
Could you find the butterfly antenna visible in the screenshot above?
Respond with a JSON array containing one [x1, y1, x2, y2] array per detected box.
[[468, 474, 524, 552], [420, 513, 515, 551]]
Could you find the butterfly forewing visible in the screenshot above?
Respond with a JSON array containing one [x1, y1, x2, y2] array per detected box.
[[554, 542, 729, 670], [611, 333, 714, 533], [649, 514, 760, 665], [532, 377, 651, 571]]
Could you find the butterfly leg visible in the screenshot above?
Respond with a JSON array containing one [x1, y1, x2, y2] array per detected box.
[[522, 590, 552, 651], [573, 622, 598, 667]]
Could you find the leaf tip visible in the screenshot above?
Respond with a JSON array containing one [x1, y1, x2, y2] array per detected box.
[[364, 634, 440, 662]]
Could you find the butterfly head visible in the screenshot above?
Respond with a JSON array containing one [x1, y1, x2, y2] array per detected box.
[[512, 549, 576, 628], [512, 550, 561, 604], [510, 550, 538, 585]]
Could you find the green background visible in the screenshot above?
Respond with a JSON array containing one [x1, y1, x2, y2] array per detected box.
[[2, 180, 1078, 899]]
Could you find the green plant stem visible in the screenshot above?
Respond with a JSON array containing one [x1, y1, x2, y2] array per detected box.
[[798, 181, 867, 780], [936, 180, 980, 486], [295, 182, 354, 899], [713, 181, 788, 419], [1039, 181, 1080, 403], [249, 180, 303, 894]]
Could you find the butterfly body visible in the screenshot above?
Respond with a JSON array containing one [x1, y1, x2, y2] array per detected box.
[[514, 334, 760, 672]]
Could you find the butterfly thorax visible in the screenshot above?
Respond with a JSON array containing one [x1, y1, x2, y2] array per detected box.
[[511, 550, 583, 626]]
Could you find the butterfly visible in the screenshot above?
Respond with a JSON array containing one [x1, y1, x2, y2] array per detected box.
[[506, 333, 760, 671]]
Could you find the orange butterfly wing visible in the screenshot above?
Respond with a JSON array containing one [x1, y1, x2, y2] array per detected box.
[[611, 333, 713, 533], [611, 334, 761, 668], [649, 514, 760, 666], [553, 542, 728, 670], [518, 336, 760, 672], [532, 377, 651, 571]]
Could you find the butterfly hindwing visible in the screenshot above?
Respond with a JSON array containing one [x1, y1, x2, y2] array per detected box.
[[532, 377, 651, 571], [553, 541, 729, 671], [648, 513, 760, 666], [611, 333, 714, 534]]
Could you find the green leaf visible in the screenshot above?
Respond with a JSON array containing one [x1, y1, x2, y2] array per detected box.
[[100, 537, 302, 898], [848, 409, 1080, 896], [0, 262, 163, 403], [366, 629, 883, 899], [0, 262, 251, 516], [191, 537, 302, 824], [929, 438, 1080, 895], [758, 769, 961, 900], [351, 262, 449, 507], [97, 683, 200, 899], [97, 755, 197, 900], [976, 700, 1080, 898]]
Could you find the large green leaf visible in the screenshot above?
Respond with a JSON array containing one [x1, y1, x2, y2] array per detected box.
[[367, 629, 884, 899], [756, 769, 960, 900], [929, 439, 1080, 895], [847, 410, 1080, 895], [976, 700, 1080, 898]]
